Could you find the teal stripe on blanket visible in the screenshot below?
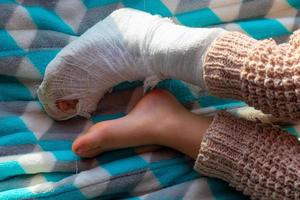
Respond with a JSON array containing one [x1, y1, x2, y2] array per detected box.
[[198, 96, 244, 108], [38, 140, 73, 151], [238, 18, 290, 39], [0, 0, 16, 3], [101, 155, 148, 176], [123, 0, 172, 17], [0, 161, 26, 180], [92, 112, 125, 123], [0, 30, 22, 51], [24, 7, 75, 36], [150, 158, 199, 187], [113, 81, 143, 91], [0, 132, 37, 146], [0, 49, 28, 58], [97, 148, 138, 164], [282, 126, 299, 137], [0, 75, 32, 101], [51, 150, 80, 161], [0, 116, 29, 135], [288, 0, 300, 9], [124, 197, 141, 200], [39, 188, 86, 200], [27, 49, 60, 76], [0, 188, 33, 200], [176, 8, 222, 27], [44, 172, 74, 182], [83, 0, 121, 8]]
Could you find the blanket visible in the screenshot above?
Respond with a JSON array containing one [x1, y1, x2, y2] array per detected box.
[[0, 0, 299, 199]]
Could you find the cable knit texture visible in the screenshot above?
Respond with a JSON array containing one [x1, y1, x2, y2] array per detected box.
[[204, 30, 300, 121], [194, 111, 300, 200]]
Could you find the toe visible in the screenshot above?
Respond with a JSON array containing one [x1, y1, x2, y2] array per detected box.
[[56, 100, 78, 112], [75, 146, 103, 158], [72, 122, 110, 156], [72, 117, 153, 158]]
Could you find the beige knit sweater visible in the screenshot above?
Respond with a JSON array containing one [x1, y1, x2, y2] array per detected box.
[[194, 111, 300, 200], [204, 30, 300, 121], [194, 31, 300, 199]]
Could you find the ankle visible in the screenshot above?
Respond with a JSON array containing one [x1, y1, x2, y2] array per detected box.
[[155, 111, 212, 159]]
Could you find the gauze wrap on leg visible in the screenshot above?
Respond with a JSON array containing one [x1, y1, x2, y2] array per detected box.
[[37, 8, 225, 120]]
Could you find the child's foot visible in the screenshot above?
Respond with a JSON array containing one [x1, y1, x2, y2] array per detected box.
[[72, 89, 212, 159]]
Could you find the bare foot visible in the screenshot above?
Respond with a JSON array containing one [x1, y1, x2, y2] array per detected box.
[[72, 89, 212, 159]]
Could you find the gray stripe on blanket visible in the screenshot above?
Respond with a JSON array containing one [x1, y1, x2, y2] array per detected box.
[[238, 0, 274, 19], [273, 35, 290, 44], [0, 4, 17, 27], [20, 0, 59, 10], [292, 11, 300, 31], [175, 0, 211, 14], [140, 178, 215, 200], [273, 10, 300, 44], [148, 147, 183, 162], [41, 117, 87, 140], [0, 101, 28, 116], [29, 30, 73, 49], [0, 57, 23, 76], [101, 169, 148, 197], [94, 89, 136, 115], [77, 4, 120, 34], [0, 144, 38, 156], [143, 179, 193, 200], [52, 159, 100, 172]]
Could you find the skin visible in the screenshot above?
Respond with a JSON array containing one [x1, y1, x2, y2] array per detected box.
[[56, 100, 78, 112], [56, 89, 212, 159]]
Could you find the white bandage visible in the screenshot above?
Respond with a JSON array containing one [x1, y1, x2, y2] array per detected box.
[[37, 8, 225, 120]]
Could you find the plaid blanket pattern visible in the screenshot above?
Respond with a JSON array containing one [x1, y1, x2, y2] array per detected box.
[[0, 0, 300, 199]]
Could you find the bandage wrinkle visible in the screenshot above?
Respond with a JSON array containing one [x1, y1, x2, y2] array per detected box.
[[37, 8, 224, 120]]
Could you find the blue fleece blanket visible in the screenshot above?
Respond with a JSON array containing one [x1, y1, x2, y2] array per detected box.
[[0, 0, 299, 199]]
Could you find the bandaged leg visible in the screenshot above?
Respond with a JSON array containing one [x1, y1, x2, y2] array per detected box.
[[37, 8, 225, 120]]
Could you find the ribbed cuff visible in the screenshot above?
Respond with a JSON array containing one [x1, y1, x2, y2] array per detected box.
[[194, 111, 300, 199], [203, 31, 256, 100], [194, 111, 259, 182]]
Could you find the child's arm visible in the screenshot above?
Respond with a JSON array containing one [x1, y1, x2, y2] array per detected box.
[[195, 111, 300, 200], [203, 30, 300, 121]]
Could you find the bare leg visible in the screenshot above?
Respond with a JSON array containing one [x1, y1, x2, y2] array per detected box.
[[71, 89, 212, 158]]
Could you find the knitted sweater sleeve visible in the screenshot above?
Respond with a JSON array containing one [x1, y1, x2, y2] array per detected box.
[[194, 111, 300, 200], [203, 30, 300, 121]]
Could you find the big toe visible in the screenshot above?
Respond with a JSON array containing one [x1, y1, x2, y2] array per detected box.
[[72, 117, 153, 158]]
